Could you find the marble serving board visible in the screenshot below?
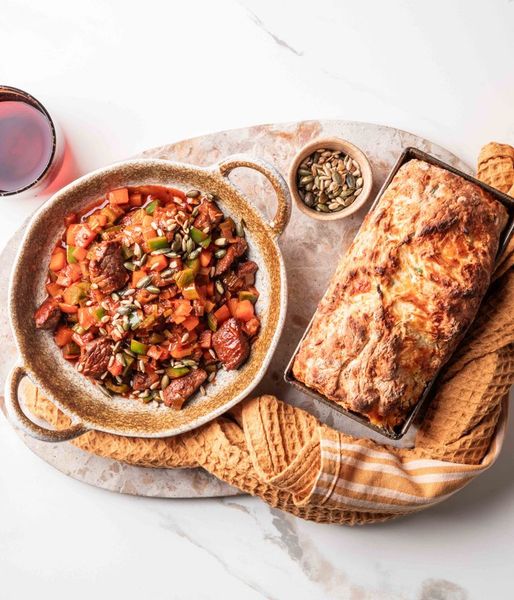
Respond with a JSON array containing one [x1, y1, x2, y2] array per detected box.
[[0, 120, 469, 499]]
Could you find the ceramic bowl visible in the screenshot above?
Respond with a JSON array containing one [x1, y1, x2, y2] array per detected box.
[[6, 156, 291, 442], [288, 137, 373, 221]]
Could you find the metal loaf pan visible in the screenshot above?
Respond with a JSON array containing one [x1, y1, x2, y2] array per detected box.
[[284, 146, 514, 440]]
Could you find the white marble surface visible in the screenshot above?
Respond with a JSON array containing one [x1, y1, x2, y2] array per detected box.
[[1, 1, 514, 598]]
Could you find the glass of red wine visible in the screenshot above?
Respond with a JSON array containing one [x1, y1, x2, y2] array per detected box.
[[0, 85, 64, 197]]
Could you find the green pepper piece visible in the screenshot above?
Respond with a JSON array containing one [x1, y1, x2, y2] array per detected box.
[[94, 306, 106, 321], [63, 341, 81, 357], [190, 226, 207, 244], [166, 366, 190, 379], [199, 235, 211, 249], [186, 257, 200, 276], [101, 225, 122, 240], [147, 236, 169, 251], [207, 312, 218, 332], [122, 354, 135, 377], [145, 199, 159, 215], [175, 268, 195, 290], [101, 207, 122, 226], [130, 339, 148, 355], [149, 332, 165, 344], [238, 290, 258, 304], [104, 380, 129, 394], [67, 245, 77, 264]]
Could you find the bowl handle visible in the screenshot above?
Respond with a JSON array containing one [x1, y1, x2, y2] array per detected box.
[[217, 154, 291, 239], [5, 364, 89, 443]]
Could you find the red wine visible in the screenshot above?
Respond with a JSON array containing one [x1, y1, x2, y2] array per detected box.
[[0, 100, 54, 193]]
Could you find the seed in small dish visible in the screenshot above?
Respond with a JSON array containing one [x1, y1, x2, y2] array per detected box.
[[297, 148, 364, 213]]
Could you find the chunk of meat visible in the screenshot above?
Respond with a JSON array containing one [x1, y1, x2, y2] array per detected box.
[[133, 371, 159, 391], [212, 317, 250, 370], [221, 270, 244, 293], [215, 238, 248, 276], [163, 368, 208, 409], [78, 338, 112, 378], [236, 260, 258, 284], [194, 200, 223, 231], [89, 241, 129, 294], [34, 296, 61, 330]]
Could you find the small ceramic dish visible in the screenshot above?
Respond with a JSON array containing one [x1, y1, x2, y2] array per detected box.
[[6, 155, 291, 442], [288, 137, 373, 221]]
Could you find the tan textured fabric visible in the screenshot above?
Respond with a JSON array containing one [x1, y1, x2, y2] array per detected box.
[[20, 142, 514, 525]]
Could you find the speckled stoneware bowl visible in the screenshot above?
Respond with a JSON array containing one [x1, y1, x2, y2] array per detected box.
[[6, 156, 291, 442]]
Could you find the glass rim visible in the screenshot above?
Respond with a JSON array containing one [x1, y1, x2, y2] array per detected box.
[[0, 85, 58, 197]]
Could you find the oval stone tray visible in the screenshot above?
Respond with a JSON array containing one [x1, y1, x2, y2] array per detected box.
[[0, 120, 469, 498]]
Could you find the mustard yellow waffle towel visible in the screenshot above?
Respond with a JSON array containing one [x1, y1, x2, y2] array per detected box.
[[22, 143, 514, 525]]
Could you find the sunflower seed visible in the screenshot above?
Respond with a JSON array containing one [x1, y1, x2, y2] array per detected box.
[[146, 285, 160, 294], [161, 374, 170, 389], [186, 189, 200, 198], [214, 249, 227, 259], [236, 219, 246, 238], [188, 247, 202, 260], [214, 237, 227, 247], [136, 275, 152, 289], [124, 261, 137, 271], [215, 280, 224, 294]]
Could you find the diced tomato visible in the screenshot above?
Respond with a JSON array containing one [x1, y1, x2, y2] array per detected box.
[[74, 224, 97, 249], [147, 254, 168, 272], [135, 289, 155, 305], [54, 326, 74, 347], [58, 302, 78, 314], [147, 345, 164, 360], [243, 317, 260, 337], [108, 360, 124, 377], [49, 248, 66, 272], [235, 299, 255, 322], [182, 316, 199, 331], [78, 307, 96, 330], [56, 263, 83, 286], [199, 330, 212, 349], [132, 270, 147, 288], [66, 264, 82, 283], [108, 188, 129, 205], [204, 300, 216, 313], [46, 282, 63, 298], [200, 250, 212, 267], [129, 192, 143, 207], [170, 343, 193, 359], [173, 299, 192, 317], [170, 188, 186, 201], [214, 304, 231, 324], [228, 298, 239, 317], [66, 224, 80, 246], [64, 213, 78, 226], [72, 246, 88, 262]]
